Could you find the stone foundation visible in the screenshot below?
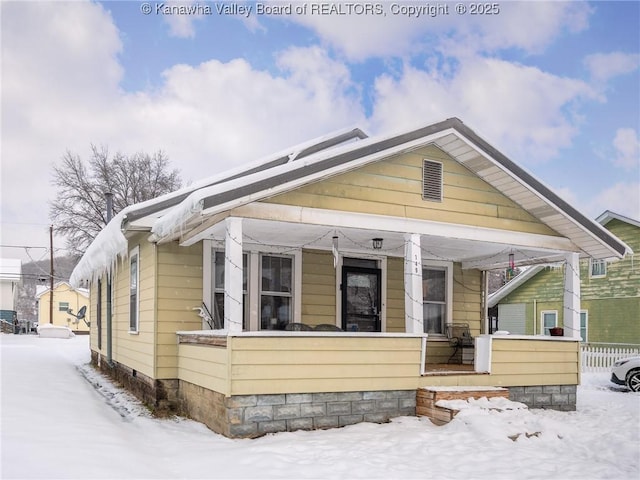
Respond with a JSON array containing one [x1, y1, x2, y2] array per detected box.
[[89, 352, 576, 437], [178, 379, 416, 438], [508, 385, 577, 411], [91, 352, 179, 413]]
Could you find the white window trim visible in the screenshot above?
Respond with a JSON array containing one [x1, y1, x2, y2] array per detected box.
[[129, 245, 140, 334], [422, 260, 453, 337], [203, 240, 302, 331], [334, 253, 387, 332], [580, 310, 588, 343], [540, 310, 558, 335], [589, 258, 606, 278]]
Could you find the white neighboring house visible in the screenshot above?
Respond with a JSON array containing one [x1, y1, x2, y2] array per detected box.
[[0, 258, 22, 330]]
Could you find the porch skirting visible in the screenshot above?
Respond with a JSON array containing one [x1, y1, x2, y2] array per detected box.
[[178, 380, 417, 438]]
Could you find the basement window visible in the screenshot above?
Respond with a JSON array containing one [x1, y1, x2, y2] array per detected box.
[[422, 160, 443, 202]]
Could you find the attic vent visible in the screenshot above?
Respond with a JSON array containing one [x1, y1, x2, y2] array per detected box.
[[422, 160, 443, 201]]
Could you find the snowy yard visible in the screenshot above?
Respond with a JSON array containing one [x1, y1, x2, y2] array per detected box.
[[1, 334, 638, 480]]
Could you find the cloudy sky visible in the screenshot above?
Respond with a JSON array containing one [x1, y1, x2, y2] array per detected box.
[[1, 0, 639, 263]]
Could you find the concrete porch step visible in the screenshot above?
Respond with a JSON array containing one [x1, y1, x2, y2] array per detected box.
[[416, 386, 510, 426]]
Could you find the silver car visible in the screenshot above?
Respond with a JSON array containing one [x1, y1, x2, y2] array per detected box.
[[611, 356, 640, 392]]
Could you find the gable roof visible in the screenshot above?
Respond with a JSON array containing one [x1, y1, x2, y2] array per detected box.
[[487, 265, 553, 308], [124, 127, 368, 226], [71, 118, 629, 286], [488, 210, 637, 307], [35, 281, 89, 299], [596, 210, 640, 229]]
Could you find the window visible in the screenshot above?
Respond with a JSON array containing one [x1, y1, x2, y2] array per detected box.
[[423, 268, 446, 334], [58, 302, 69, 312], [212, 251, 248, 329], [260, 255, 293, 330], [129, 247, 139, 332], [580, 310, 588, 342], [590, 259, 606, 278], [541, 310, 557, 335], [422, 160, 443, 202]]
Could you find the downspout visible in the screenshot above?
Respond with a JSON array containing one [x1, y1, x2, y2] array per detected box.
[[533, 299, 537, 335], [105, 192, 114, 366]]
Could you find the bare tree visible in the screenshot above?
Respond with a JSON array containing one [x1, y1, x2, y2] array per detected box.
[[50, 145, 182, 256]]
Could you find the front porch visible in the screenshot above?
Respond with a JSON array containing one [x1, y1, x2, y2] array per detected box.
[[173, 330, 580, 437]]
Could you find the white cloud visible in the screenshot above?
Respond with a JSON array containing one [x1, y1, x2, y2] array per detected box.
[[612, 128, 640, 170], [584, 52, 640, 83], [588, 182, 640, 221], [368, 58, 599, 163], [285, 1, 592, 60], [113, 45, 365, 184], [0, 1, 365, 259], [1, 1, 123, 237], [159, 0, 208, 38]]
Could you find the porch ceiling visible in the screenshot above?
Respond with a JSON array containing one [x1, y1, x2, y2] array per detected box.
[[192, 217, 572, 270]]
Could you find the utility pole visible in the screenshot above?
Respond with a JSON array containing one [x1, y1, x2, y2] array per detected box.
[[49, 224, 54, 324]]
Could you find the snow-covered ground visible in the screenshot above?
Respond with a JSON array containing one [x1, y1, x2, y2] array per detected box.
[[1, 334, 638, 480]]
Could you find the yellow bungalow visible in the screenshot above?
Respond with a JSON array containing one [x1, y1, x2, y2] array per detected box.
[[70, 118, 631, 438], [36, 282, 90, 333]]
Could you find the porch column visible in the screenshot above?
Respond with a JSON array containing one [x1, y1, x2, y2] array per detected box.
[[224, 217, 243, 334], [404, 233, 423, 333], [563, 252, 581, 339]]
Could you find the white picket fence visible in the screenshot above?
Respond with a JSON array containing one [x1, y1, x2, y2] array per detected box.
[[581, 344, 640, 372]]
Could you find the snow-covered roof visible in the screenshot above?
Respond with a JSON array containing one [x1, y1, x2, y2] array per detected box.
[[0, 258, 22, 281], [71, 117, 630, 287], [70, 127, 368, 286], [35, 281, 90, 299]]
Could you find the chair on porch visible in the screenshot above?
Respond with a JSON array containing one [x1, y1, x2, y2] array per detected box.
[[447, 323, 474, 364], [284, 322, 314, 331], [314, 324, 343, 331]]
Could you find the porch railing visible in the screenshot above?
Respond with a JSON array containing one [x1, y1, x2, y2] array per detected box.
[[580, 343, 640, 372]]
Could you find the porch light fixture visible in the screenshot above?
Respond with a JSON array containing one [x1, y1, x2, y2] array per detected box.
[[372, 238, 383, 250], [332, 235, 339, 268]]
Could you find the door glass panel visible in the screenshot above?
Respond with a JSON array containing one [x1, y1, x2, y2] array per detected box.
[[343, 267, 380, 332]]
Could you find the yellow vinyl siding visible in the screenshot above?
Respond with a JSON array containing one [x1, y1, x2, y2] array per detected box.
[[485, 338, 579, 386], [178, 343, 229, 394], [228, 336, 423, 395], [155, 241, 203, 379], [109, 233, 156, 378], [89, 281, 100, 352], [37, 284, 90, 332], [424, 341, 452, 364], [264, 145, 558, 236], [452, 265, 482, 334], [386, 257, 405, 332], [301, 250, 336, 325], [173, 334, 579, 396]]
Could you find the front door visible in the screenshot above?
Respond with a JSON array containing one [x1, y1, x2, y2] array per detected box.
[[342, 266, 381, 332]]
